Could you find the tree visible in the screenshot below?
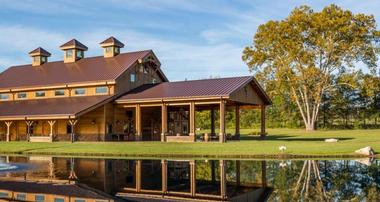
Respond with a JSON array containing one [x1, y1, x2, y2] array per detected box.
[[242, 4, 380, 130]]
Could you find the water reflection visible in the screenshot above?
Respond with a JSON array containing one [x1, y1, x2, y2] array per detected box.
[[0, 156, 378, 201]]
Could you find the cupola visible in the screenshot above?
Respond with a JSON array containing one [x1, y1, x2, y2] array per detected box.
[[100, 36, 124, 58], [29, 47, 51, 66], [59, 39, 88, 63]]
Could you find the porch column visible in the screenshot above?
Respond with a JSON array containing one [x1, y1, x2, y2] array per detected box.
[[190, 160, 196, 197], [220, 160, 227, 200], [236, 160, 240, 187], [189, 102, 196, 142], [4, 121, 12, 142], [161, 160, 167, 194], [161, 103, 167, 142], [210, 107, 215, 135], [261, 161, 267, 188], [136, 160, 141, 192], [135, 104, 142, 141], [260, 105, 266, 138], [68, 120, 78, 143], [47, 121, 56, 142], [235, 105, 240, 140], [25, 120, 34, 142], [219, 100, 226, 143]]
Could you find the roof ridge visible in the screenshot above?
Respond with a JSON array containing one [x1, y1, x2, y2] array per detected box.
[[166, 75, 252, 83]]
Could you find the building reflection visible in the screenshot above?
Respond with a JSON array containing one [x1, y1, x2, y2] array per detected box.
[[0, 156, 273, 201]]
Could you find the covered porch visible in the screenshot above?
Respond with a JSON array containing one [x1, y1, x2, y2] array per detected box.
[[116, 76, 271, 143]]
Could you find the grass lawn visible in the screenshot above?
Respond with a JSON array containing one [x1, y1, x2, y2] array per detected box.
[[0, 128, 378, 159]]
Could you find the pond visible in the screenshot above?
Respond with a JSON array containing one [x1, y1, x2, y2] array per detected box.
[[0, 156, 377, 201]]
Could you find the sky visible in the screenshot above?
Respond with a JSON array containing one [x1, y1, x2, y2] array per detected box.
[[0, 0, 379, 81]]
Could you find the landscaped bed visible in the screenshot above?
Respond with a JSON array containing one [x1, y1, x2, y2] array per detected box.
[[0, 129, 378, 159]]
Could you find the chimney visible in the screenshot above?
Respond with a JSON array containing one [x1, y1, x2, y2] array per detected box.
[[100, 36, 124, 58], [29, 47, 51, 66], [59, 39, 88, 63]]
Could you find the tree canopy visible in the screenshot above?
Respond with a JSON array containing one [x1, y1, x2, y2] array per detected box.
[[242, 4, 380, 130]]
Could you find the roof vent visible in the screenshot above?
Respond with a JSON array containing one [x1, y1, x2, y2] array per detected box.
[[59, 39, 88, 63], [29, 47, 51, 66], [100, 36, 124, 58]]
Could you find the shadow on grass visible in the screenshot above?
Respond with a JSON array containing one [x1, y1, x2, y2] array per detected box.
[[240, 135, 354, 141]]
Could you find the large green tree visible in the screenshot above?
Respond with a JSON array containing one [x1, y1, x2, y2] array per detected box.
[[243, 5, 380, 130]]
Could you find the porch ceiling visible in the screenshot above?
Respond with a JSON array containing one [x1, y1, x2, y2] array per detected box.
[[0, 95, 112, 120]]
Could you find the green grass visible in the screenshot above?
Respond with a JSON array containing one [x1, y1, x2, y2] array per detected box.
[[0, 128, 379, 158]]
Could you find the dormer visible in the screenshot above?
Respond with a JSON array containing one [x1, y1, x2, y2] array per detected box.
[[29, 47, 51, 66], [100, 36, 124, 58], [59, 39, 88, 63]]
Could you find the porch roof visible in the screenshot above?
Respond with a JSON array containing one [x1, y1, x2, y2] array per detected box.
[[116, 76, 272, 105], [0, 95, 112, 120]]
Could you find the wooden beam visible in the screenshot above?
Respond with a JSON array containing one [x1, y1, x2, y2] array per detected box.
[[161, 160, 167, 194], [135, 104, 142, 141], [25, 120, 34, 142], [260, 105, 266, 138], [161, 103, 167, 142], [235, 105, 240, 140], [47, 120, 56, 142], [190, 160, 196, 197], [189, 102, 196, 142], [4, 121, 12, 142], [136, 160, 142, 192], [219, 100, 226, 143], [68, 119, 78, 143], [220, 160, 227, 200]]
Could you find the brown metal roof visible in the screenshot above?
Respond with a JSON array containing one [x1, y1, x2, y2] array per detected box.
[[100, 36, 125, 48], [0, 95, 111, 120], [0, 50, 152, 90], [59, 39, 88, 50], [28, 47, 51, 57], [116, 76, 271, 104]]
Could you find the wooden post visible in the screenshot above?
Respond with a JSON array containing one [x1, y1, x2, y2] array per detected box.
[[210, 107, 215, 135], [189, 102, 196, 142], [136, 160, 141, 192], [260, 105, 266, 138], [47, 121, 56, 142], [135, 104, 142, 141], [25, 120, 34, 142], [4, 121, 12, 142], [190, 160, 196, 197], [219, 100, 226, 143], [68, 119, 78, 143], [161, 160, 167, 194], [261, 160, 267, 188], [48, 159, 55, 179], [235, 105, 240, 140], [68, 158, 77, 181], [220, 160, 227, 200], [236, 160, 240, 187], [161, 103, 167, 142]]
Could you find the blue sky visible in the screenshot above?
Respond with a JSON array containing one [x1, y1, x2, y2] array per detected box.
[[0, 0, 379, 81]]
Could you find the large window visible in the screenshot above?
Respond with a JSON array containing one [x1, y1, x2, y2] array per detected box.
[[55, 89, 65, 96], [130, 73, 136, 83], [0, 94, 9, 100], [76, 50, 83, 59], [16, 193, 26, 201], [66, 50, 73, 58], [17, 92, 27, 99], [105, 47, 112, 53], [54, 198, 64, 202], [74, 88, 86, 95], [35, 91, 45, 97], [95, 86, 108, 94]]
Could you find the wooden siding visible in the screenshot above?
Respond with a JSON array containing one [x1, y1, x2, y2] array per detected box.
[[229, 83, 264, 105]]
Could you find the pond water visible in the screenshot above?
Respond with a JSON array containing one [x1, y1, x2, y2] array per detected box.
[[0, 156, 378, 201]]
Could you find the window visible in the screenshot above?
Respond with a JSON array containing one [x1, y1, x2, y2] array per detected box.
[[76, 50, 83, 59], [74, 199, 85, 202], [55, 89, 65, 96], [16, 193, 26, 201], [0, 192, 8, 198], [115, 47, 120, 54], [35, 194, 45, 202], [105, 47, 113, 53], [0, 94, 9, 100], [17, 92, 27, 99], [54, 198, 64, 202], [74, 88, 86, 95], [35, 91, 45, 97], [33, 56, 40, 63], [41, 56, 47, 63], [95, 86, 108, 94], [130, 73, 136, 83], [66, 50, 73, 58]]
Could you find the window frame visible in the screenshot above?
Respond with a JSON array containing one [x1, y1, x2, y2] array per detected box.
[[55, 89, 65, 96], [66, 50, 73, 58], [95, 86, 108, 94], [74, 88, 86, 96], [130, 73, 136, 83], [35, 91, 46, 98], [35, 194, 45, 202], [0, 94, 9, 100], [17, 92, 27, 99]]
